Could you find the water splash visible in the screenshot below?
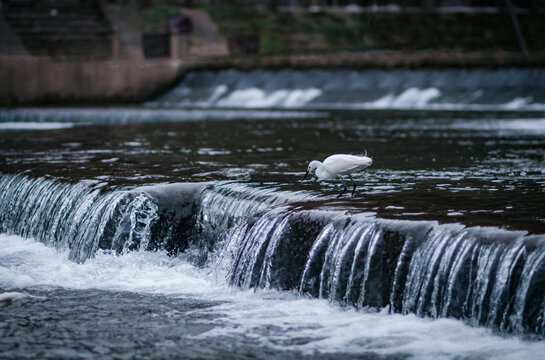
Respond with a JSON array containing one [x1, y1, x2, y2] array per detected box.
[[191, 182, 316, 254], [3, 172, 545, 336], [219, 207, 545, 336], [0, 174, 196, 262]]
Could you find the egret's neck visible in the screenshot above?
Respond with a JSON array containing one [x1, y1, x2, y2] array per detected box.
[[315, 163, 333, 180]]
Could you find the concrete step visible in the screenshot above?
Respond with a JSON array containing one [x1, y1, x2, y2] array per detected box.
[[4, 12, 104, 20], [21, 34, 110, 42], [2, 0, 112, 57], [2, 0, 100, 9], [21, 40, 110, 56], [11, 26, 111, 35], [3, 7, 101, 16]]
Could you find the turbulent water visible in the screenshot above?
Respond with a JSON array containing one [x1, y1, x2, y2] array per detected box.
[[2, 68, 545, 359]]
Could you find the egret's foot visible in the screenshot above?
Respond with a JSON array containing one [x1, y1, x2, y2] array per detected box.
[[337, 189, 347, 198], [348, 175, 357, 198], [338, 176, 348, 198]]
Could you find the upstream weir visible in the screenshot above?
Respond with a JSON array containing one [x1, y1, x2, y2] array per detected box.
[[150, 68, 545, 110]]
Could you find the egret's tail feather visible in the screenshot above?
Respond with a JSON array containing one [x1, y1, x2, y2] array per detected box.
[[358, 150, 368, 157]]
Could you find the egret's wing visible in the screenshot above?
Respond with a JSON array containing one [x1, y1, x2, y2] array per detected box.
[[322, 154, 372, 175]]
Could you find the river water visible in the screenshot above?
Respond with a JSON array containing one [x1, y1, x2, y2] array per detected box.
[[1, 68, 545, 359]]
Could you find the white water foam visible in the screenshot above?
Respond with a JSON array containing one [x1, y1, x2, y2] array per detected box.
[[307, 89, 545, 111], [0, 122, 75, 130], [503, 97, 533, 110], [349, 117, 545, 135], [0, 234, 217, 296], [157, 83, 545, 111], [152, 68, 545, 111], [216, 88, 322, 108], [206, 84, 229, 105], [388, 87, 441, 108], [0, 108, 326, 126], [1, 234, 544, 359], [450, 118, 545, 134], [309, 87, 441, 110]]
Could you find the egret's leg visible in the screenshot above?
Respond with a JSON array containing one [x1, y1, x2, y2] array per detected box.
[[348, 174, 357, 196], [337, 176, 348, 198]]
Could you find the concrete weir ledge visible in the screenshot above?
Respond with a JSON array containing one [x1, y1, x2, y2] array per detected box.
[[1, 50, 545, 106]]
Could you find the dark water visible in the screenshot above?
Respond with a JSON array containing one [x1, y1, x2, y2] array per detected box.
[[0, 288, 220, 360], [1, 110, 544, 233], [2, 286, 401, 360], [1, 287, 412, 360], [2, 69, 545, 359]]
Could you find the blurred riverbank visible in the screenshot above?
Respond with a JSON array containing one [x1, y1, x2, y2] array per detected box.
[[2, 2, 544, 106], [2, 50, 545, 106]]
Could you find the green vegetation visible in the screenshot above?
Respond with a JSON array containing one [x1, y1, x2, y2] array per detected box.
[[356, 13, 519, 51], [138, 3, 180, 32], [204, 5, 544, 54], [122, 3, 545, 55]]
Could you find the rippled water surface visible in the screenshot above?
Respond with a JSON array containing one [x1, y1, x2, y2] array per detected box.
[[1, 107, 545, 359], [1, 109, 544, 232]]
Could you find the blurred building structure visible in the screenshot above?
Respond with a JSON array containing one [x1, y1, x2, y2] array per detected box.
[[0, 0, 543, 105], [1, 0, 542, 58], [0, 0, 183, 105], [1, 0, 113, 58]]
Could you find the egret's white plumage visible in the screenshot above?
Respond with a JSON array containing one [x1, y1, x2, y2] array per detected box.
[[302, 153, 372, 197]]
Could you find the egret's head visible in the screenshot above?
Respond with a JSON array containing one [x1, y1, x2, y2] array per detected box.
[[301, 160, 321, 182], [307, 160, 321, 173]]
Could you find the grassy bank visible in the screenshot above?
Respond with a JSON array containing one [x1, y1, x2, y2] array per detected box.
[[204, 5, 543, 54], [119, 3, 545, 55], [110, 4, 543, 55]]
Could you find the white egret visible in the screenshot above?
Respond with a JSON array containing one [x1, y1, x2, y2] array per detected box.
[[301, 153, 372, 197]]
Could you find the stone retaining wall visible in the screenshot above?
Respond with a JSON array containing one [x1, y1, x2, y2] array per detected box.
[[0, 55, 183, 105]]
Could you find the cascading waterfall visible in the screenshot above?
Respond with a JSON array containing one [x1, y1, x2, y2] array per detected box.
[[0, 174, 197, 263], [219, 205, 545, 336], [0, 176, 306, 263], [191, 182, 315, 253], [3, 172, 545, 336], [150, 68, 545, 110]]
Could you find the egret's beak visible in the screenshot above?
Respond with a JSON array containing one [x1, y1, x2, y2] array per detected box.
[[301, 170, 309, 182]]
